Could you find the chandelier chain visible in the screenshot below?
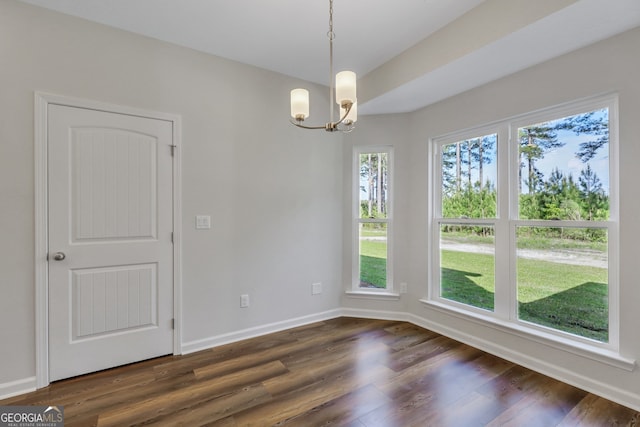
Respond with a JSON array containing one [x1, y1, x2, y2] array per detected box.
[[328, 0, 335, 122], [328, 0, 335, 40]]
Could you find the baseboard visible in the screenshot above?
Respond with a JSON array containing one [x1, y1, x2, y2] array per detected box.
[[341, 307, 409, 322], [0, 376, 36, 400], [181, 308, 343, 355]]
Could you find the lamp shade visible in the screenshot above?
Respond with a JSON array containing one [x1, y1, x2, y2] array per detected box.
[[335, 71, 356, 106], [341, 100, 357, 123], [290, 88, 310, 120]]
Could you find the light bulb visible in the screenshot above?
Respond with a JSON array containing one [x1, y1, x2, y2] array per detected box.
[[290, 88, 309, 120], [335, 71, 356, 107]]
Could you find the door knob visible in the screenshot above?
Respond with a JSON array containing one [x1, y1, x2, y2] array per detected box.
[[52, 252, 66, 261]]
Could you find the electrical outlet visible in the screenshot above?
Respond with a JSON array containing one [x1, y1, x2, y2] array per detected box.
[[195, 215, 211, 229], [399, 282, 408, 294], [311, 282, 322, 295], [240, 294, 250, 308]]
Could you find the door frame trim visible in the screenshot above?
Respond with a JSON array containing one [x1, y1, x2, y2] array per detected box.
[[34, 92, 183, 388]]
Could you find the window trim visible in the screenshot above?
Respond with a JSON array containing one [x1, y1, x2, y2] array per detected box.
[[429, 93, 621, 357], [351, 146, 394, 294]]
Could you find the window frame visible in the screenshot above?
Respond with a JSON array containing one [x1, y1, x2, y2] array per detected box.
[[430, 124, 506, 316], [351, 146, 394, 294], [428, 94, 620, 355]]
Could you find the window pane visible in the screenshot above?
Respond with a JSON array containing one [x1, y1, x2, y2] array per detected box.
[[441, 134, 497, 219], [359, 222, 387, 289], [440, 224, 495, 311], [359, 152, 389, 219], [516, 226, 608, 342], [518, 108, 609, 220]]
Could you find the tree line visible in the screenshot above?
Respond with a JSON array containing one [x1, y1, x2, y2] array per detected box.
[[360, 152, 388, 219], [442, 109, 609, 241]]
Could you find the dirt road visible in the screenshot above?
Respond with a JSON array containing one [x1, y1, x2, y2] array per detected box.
[[440, 240, 607, 269]]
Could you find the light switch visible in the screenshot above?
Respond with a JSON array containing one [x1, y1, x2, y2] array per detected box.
[[195, 215, 211, 229]]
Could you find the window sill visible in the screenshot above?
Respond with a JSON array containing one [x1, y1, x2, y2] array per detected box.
[[345, 290, 401, 301], [420, 299, 635, 372]]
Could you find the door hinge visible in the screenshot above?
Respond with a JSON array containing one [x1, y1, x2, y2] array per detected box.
[[171, 318, 175, 330], [170, 145, 177, 156], [171, 232, 174, 243]]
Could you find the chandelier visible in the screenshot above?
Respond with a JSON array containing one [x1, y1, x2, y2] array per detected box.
[[289, 0, 357, 132]]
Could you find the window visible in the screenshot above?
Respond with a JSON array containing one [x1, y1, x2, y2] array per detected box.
[[431, 95, 618, 350], [353, 147, 393, 292], [438, 132, 498, 312]]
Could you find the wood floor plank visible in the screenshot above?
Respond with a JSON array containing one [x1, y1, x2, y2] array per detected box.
[[440, 391, 510, 426], [559, 393, 640, 426], [374, 343, 483, 400], [383, 322, 440, 351], [356, 386, 442, 427], [131, 384, 273, 426], [261, 340, 389, 398], [485, 381, 587, 427], [96, 361, 287, 426], [474, 364, 541, 407], [385, 334, 473, 372], [1, 317, 638, 426], [3, 361, 159, 406], [279, 334, 389, 373], [277, 384, 391, 427], [65, 414, 99, 427], [193, 319, 396, 380], [430, 353, 514, 405], [60, 373, 195, 425], [232, 364, 394, 425]]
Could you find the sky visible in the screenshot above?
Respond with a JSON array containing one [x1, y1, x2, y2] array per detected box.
[[449, 109, 610, 195], [536, 128, 609, 194]]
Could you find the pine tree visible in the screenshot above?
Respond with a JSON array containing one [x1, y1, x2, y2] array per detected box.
[[579, 165, 606, 220], [519, 125, 563, 195], [555, 110, 609, 162]]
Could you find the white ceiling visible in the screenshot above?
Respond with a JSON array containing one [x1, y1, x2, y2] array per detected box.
[[18, 0, 640, 115], [18, 0, 484, 84]]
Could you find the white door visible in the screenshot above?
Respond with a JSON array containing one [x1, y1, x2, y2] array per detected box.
[[48, 104, 174, 381]]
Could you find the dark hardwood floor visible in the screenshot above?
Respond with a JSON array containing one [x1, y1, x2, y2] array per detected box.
[[2, 317, 638, 426]]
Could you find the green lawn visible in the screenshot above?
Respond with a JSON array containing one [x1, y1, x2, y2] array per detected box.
[[359, 239, 387, 288], [441, 249, 608, 342], [359, 236, 609, 342], [440, 250, 495, 310]]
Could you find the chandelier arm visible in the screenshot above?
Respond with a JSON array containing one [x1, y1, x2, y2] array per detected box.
[[333, 102, 353, 127], [289, 102, 353, 132], [289, 119, 329, 130]]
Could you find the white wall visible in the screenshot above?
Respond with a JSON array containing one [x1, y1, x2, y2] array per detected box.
[[0, 0, 343, 392], [344, 26, 640, 409]]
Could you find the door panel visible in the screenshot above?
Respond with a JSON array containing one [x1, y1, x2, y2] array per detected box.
[[48, 104, 173, 381], [71, 128, 158, 241], [72, 263, 157, 340]]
